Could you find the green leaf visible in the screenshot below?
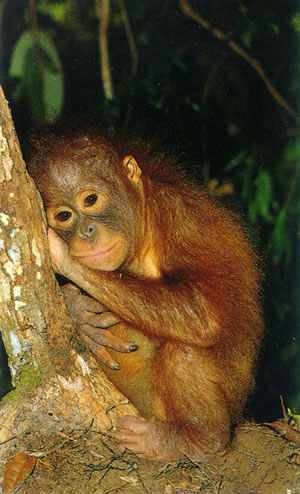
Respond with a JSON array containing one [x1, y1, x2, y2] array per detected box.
[[38, 30, 64, 122], [23, 46, 45, 125], [283, 139, 300, 164], [291, 12, 300, 33], [241, 157, 255, 202], [224, 151, 247, 172], [271, 23, 280, 35], [255, 169, 274, 222], [272, 206, 291, 264], [248, 199, 257, 225], [9, 31, 34, 78], [39, 2, 72, 23], [191, 102, 201, 112], [9, 30, 64, 124], [241, 30, 253, 48], [281, 342, 299, 362]]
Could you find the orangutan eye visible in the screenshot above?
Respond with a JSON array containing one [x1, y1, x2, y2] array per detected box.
[[84, 194, 98, 207], [56, 211, 72, 222]]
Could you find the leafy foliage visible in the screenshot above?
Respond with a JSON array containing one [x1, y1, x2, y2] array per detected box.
[[9, 30, 64, 124]]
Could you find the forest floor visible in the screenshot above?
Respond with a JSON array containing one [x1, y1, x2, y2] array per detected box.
[[1, 421, 299, 494]]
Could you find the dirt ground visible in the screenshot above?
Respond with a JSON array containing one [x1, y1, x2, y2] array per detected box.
[[1, 422, 299, 494]]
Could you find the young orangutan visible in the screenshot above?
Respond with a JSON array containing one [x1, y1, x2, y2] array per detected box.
[[27, 126, 263, 461]]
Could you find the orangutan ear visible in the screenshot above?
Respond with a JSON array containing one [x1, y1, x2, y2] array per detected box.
[[122, 155, 142, 184]]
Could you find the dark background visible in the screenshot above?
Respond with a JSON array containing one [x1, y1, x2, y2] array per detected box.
[[0, 0, 299, 421]]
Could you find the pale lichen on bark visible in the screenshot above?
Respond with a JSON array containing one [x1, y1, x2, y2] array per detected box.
[[0, 125, 13, 182], [0, 217, 32, 382]]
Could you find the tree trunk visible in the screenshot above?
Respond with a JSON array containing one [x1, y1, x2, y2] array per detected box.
[[0, 86, 137, 463]]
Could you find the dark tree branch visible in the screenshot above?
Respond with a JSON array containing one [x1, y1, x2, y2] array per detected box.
[[179, 0, 299, 124]]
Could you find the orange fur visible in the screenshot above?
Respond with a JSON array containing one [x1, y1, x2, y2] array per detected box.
[[27, 126, 263, 460]]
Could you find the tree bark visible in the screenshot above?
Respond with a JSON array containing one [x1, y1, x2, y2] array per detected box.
[[0, 86, 137, 463]]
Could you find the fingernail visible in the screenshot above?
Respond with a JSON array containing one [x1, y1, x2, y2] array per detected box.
[[129, 344, 139, 352], [112, 364, 121, 371]]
